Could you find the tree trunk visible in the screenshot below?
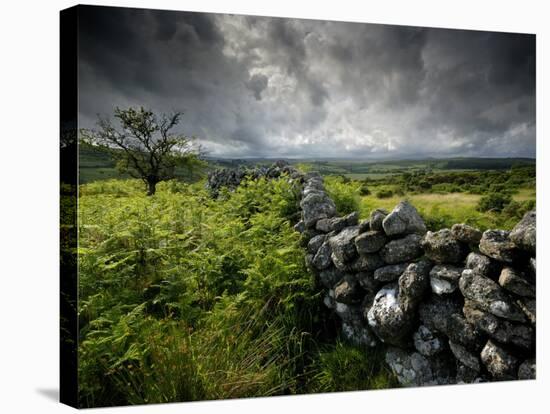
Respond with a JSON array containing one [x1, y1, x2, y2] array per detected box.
[[146, 180, 157, 196]]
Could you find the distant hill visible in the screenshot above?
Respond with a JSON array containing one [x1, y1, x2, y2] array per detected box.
[[79, 144, 535, 183]]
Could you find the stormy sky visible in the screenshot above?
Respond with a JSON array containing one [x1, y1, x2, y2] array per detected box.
[[77, 5, 536, 159]]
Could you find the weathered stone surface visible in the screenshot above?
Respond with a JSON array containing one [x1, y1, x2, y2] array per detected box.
[[463, 301, 534, 350], [449, 340, 480, 372], [451, 223, 482, 244], [318, 266, 344, 289], [465, 252, 501, 279], [398, 260, 432, 311], [307, 234, 326, 254], [509, 210, 536, 254], [344, 211, 360, 227], [369, 208, 388, 232], [481, 340, 519, 380], [413, 325, 446, 357], [329, 226, 360, 264], [517, 298, 536, 325], [356, 271, 381, 292], [355, 230, 387, 254], [293, 220, 305, 233], [430, 264, 463, 295], [446, 313, 484, 350], [380, 234, 423, 264], [350, 253, 384, 273], [419, 296, 462, 335], [382, 202, 427, 236], [342, 317, 378, 347], [311, 241, 333, 270], [374, 263, 408, 282], [316, 216, 347, 233], [300, 191, 337, 228], [517, 359, 536, 380], [456, 363, 482, 384], [305, 253, 314, 272], [459, 269, 526, 322], [323, 289, 335, 309], [366, 284, 414, 345], [334, 275, 363, 305], [499, 267, 535, 298], [421, 229, 468, 264], [479, 230, 519, 263], [385, 348, 454, 387], [358, 219, 371, 233]]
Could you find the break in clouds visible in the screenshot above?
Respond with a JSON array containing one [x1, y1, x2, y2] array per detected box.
[[77, 6, 536, 159]]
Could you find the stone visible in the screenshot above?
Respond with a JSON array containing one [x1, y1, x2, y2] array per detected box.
[[413, 325, 446, 357], [380, 234, 423, 264], [293, 220, 305, 233], [374, 263, 408, 282], [358, 219, 371, 233], [311, 241, 333, 270], [479, 230, 519, 263], [315, 217, 346, 233], [329, 226, 360, 264], [481, 340, 519, 380], [451, 223, 483, 244], [456, 363, 482, 384], [334, 275, 363, 305], [449, 340, 480, 372], [465, 252, 501, 279], [356, 271, 381, 292], [382, 201, 427, 236], [463, 301, 534, 350], [517, 298, 536, 325], [429, 264, 463, 295], [300, 191, 337, 228], [419, 295, 462, 335], [385, 348, 454, 387], [421, 229, 468, 264], [342, 317, 378, 347], [307, 234, 326, 254], [517, 359, 536, 380], [344, 211, 360, 227], [350, 253, 384, 273], [318, 266, 344, 289], [323, 290, 335, 309], [355, 230, 387, 254], [369, 208, 388, 232], [499, 267, 535, 298], [398, 260, 432, 311], [509, 210, 536, 254], [459, 269, 526, 322], [366, 284, 414, 346]]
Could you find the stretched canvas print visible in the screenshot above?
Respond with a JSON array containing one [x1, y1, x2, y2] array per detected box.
[[60, 4, 536, 409]]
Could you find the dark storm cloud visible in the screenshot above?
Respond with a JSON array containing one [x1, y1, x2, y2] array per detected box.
[[78, 5, 535, 158]]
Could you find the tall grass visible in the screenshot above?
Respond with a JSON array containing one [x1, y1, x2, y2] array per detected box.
[[77, 177, 392, 407]]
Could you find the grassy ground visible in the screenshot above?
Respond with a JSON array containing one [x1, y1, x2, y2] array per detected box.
[[77, 177, 395, 407]]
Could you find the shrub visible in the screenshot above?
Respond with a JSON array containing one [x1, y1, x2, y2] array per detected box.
[[375, 189, 394, 199], [477, 192, 513, 212], [324, 176, 360, 214], [359, 183, 371, 196]]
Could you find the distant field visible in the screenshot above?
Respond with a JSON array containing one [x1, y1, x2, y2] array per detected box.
[[358, 190, 535, 231]]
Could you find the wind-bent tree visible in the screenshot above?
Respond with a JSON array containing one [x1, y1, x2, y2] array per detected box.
[[83, 107, 203, 195]]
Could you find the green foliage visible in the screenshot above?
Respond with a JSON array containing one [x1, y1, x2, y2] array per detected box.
[[81, 107, 206, 195], [78, 177, 390, 407], [376, 189, 394, 199], [477, 192, 513, 212], [359, 183, 371, 196], [323, 176, 361, 214], [310, 341, 397, 392]]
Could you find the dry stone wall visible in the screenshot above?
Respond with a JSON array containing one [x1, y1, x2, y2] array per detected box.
[[208, 163, 537, 386], [296, 171, 536, 386]]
